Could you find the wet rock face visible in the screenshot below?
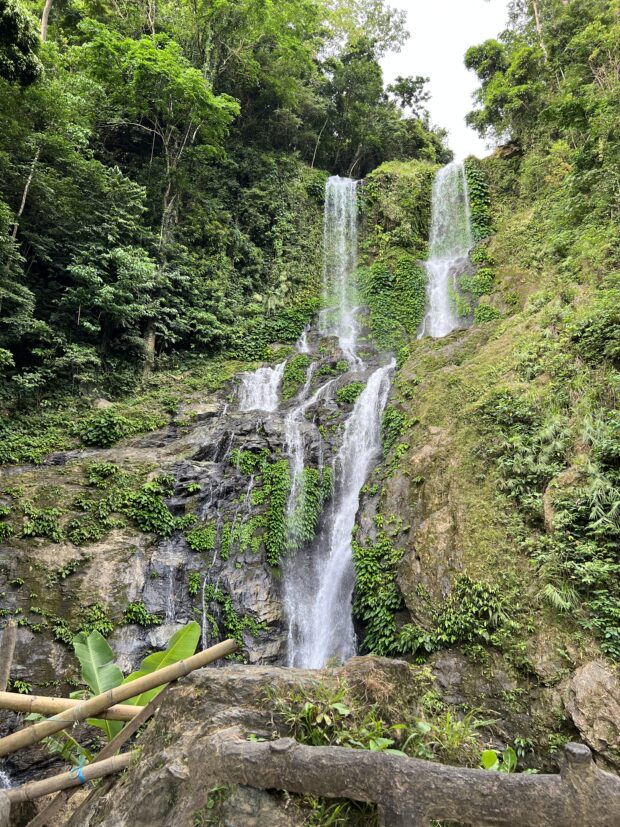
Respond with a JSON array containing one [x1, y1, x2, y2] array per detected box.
[[563, 661, 620, 767], [0, 333, 383, 705]]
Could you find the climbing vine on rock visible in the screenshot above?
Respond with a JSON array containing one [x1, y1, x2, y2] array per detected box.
[[464, 158, 492, 241]]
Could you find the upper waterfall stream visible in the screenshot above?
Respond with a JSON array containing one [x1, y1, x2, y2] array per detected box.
[[420, 161, 473, 338]]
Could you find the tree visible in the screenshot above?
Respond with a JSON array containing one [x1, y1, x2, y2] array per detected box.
[[387, 75, 431, 118], [80, 23, 239, 247], [0, 0, 42, 85]]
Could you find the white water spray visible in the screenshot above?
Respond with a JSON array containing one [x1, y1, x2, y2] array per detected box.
[[239, 361, 286, 412], [285, 362, 393, 667], [420, 161, 473, 338], [320, 177, 362, 366]]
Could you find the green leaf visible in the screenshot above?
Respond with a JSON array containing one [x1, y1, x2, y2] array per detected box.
[[330, 702, 351, 716], [123, 621, 201, 706], [72, 630, 124, 740], [502, 747, 518, 773], [481, 749, 500, 771]]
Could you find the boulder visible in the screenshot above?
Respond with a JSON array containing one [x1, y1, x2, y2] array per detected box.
[[91, 398, 114, 409], [563, 660, 620, 765]]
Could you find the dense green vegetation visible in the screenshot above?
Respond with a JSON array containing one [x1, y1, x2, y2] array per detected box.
[[0, 0, 449, 416], [353, 0, 620, 676], [359, 159, 437, 350]]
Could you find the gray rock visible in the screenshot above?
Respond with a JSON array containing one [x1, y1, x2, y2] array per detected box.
[[91, 398, 114, 409], [563, 660, 620, 765]]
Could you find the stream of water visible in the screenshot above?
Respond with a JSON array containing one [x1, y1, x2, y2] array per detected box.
[[284, 360, 392, 667], [282, 176, 393, 667], [319, 176, 362, 368], [419, 161, 473, 338], [239, 361, 286, 412]]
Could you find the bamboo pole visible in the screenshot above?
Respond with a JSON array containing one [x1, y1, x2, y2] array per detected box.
[[0, 692, 142, 722], [0, 622, 17, 692], [26, 684, 175, 827], [0, 638, 237, 758], [6, 751, 138, 804]]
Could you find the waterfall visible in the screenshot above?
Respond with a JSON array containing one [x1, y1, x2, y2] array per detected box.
[[281, 173, 394, 668], [420, 161, 473, 338], [319, 177, 362, 366], [165, 567, 176, 623], [0, 768, 11, 789], [296, 328, 311, 354], [284, 361, 393, 667], [239, 361, 286, 412]]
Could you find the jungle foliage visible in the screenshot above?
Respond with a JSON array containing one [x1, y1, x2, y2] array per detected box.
[[0, 0, 449, 412]]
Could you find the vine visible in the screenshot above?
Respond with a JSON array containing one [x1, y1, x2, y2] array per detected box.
[[464, 158, 493, 241], [287, 467, 333, 551]]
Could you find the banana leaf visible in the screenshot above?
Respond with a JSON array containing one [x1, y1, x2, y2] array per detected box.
[[123, 621, 201, 706], [72, 630, 124, 740]]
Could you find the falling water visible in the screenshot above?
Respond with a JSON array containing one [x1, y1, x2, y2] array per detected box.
[[420, 161, 473, 338], [296, 328, 311, 354], [165, 567, 176, 623], [239, 361, 286, 412], [285, 362, 393, 667], [0, 769, 11, 789], [281, 171, 395, 667], [319, 177, 361, 366]]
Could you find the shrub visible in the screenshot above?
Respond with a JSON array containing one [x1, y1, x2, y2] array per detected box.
[[78, 409, 131, 447], [123, 601, 162, 627], [186, 523, 217, 552], [281, 354, 312, 401], [381, 406, 408, 451], [336, 382, 365, 406], [460, 267, 495, 297], [474, 304, 502, 324]]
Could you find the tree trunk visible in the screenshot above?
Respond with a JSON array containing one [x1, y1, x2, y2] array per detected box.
[[209, 729, 620, 827], [530, 0, 549, 62], [142, 319, 157, 377], [40, 0, 53, 41], [11, 148, 40, 240]]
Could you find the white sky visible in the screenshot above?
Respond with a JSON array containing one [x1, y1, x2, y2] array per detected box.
[[381, 0, 510, 160]]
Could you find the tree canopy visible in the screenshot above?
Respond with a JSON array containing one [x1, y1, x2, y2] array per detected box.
[[0, 0, 449, 403]]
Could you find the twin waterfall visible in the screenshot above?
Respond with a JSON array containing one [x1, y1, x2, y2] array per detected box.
[[420, 161, 472, 338], [319, 176, 362, 367], [238, 165, 471, 667]]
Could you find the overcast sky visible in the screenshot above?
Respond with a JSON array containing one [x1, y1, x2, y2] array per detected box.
[[380, 0, 510, 160]]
